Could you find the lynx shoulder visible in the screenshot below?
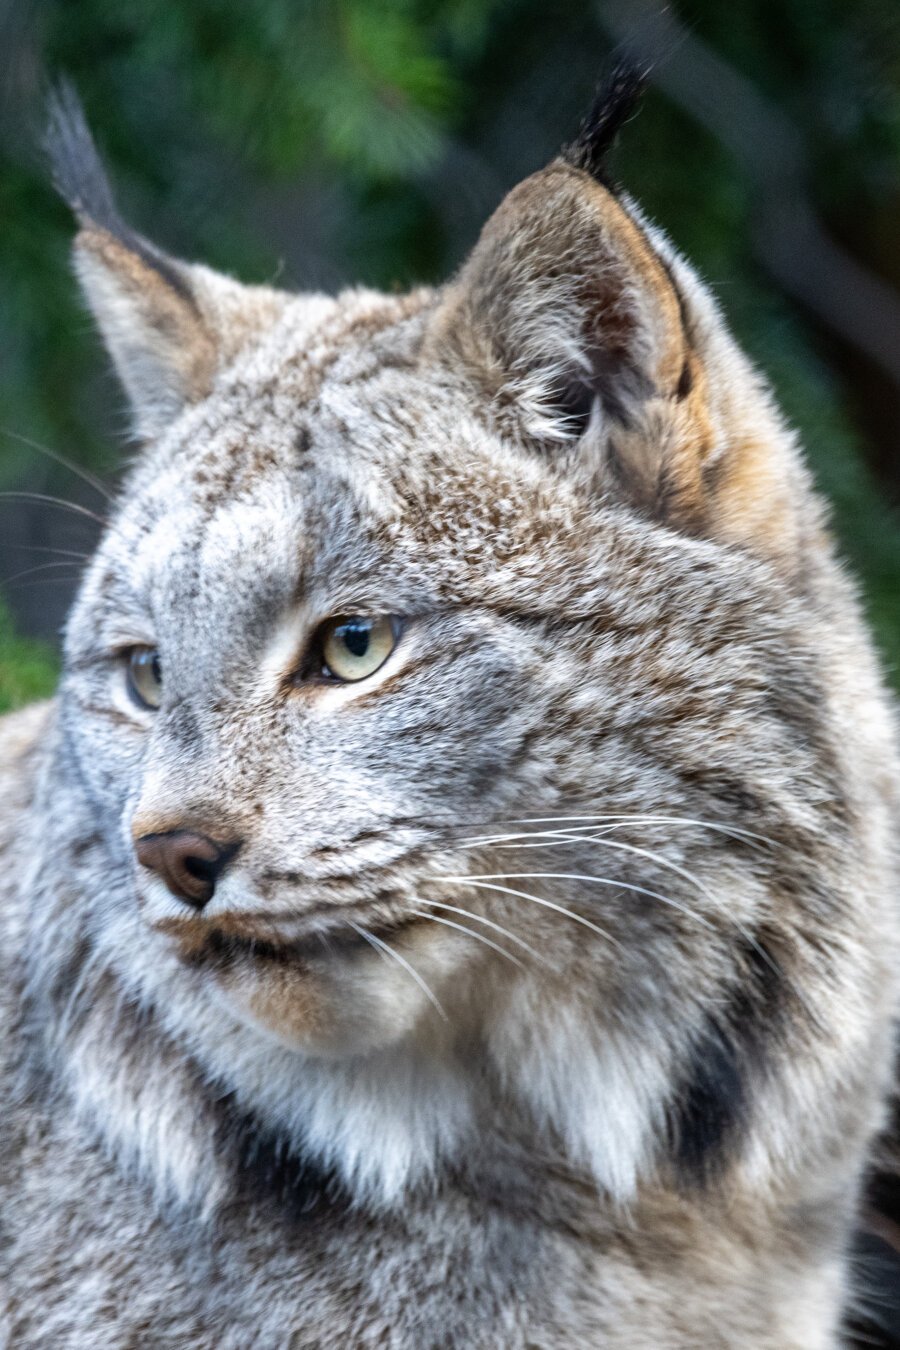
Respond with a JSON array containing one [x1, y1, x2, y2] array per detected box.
[[1, 75, 899, 1348]]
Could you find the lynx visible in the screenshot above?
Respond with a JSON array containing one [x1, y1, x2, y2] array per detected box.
[[1, 75, 898, 1347]]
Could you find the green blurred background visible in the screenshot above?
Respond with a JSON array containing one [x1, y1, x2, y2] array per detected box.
[[2, 0, 900, 712]]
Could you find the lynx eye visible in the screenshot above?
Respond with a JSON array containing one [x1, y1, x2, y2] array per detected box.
[[319, 615, 399, 683], [125, 646, 162, 710]]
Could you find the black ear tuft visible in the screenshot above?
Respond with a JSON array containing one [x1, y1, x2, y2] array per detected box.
[[562, 60, 648, 185], [44, 80, 194, 302], [44, 80, 125, 235]]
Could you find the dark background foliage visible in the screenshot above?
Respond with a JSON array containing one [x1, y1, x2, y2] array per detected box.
[[1, 0, 900, 711]]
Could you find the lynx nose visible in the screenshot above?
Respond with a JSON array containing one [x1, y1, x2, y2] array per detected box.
[[135, 831, 240, 910]]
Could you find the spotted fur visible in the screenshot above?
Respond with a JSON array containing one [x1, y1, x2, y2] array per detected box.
[[1, 79, 899, 1347]]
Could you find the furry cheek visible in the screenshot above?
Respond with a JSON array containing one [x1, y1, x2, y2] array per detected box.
[[200, 925, 471, 1058]]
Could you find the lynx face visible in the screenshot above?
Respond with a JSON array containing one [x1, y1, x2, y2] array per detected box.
[[66, 287, 781, 1053], [44, 93, 897, 1211], [64, 305, 589, 1055]]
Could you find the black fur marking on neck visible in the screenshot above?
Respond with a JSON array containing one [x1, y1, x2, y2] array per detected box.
[[44, 79, 196, 306], [669, 1021, 748, 1183], [848, 1043, 900, 1349], [211, 1091, 349, 1222], [44, 81, 121, 232], [561, 60, 649, 187], [667, 934, 788, 1184]]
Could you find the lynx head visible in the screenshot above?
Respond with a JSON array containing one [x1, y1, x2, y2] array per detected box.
[[43, 78, 880, 1211]]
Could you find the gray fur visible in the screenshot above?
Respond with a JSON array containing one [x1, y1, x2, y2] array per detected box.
[[2, 92, 899, 1347]]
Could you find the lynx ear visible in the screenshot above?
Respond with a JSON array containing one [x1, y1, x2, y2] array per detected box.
[[429, 141, 808, 559], [437, 166, 724, 543], [45, 85, 283, 441], [429, 153, 703, 470], [424, 69, 810, 542]]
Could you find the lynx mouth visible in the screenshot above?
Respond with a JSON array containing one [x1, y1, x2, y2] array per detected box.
[[172, 913, 425, 970]]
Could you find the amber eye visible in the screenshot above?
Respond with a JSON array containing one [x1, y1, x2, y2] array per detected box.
[[125, 646, 163, 710], [318, 615, 399, 683]]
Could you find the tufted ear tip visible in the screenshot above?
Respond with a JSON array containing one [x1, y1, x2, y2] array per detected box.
[[45, 80, 186, 296], [46, 78, 120, 231], [45, 81, 291, 444], [561, 59, 650, 186], [426, 90, 808, 565], [44, 80, 215, 440]]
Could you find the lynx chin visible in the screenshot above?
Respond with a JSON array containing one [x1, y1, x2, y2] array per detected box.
[[1, 74, 898, 1348]]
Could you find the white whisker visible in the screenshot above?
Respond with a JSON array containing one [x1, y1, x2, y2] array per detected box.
[[461, 814, 774, 851], [6, 542, 93, 561], [347, 921, 447, 1021], [410, 910, 525, 969], [0, 426, 115, 504], [436, 878, 622, 949], [418, 900, 551, 966], [568, 837, 719, 906], [450, 861, 807, 1019], [461, 827, 593, 847], [444, 872, 713, 931], [481, 829, 643, 850], [0, 490, 107, 527], [3, 559, 88, 586], [561, 841, 794, 1000]]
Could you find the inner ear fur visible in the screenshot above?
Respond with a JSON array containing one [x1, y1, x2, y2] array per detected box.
[[429, 161, 689, 439]]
